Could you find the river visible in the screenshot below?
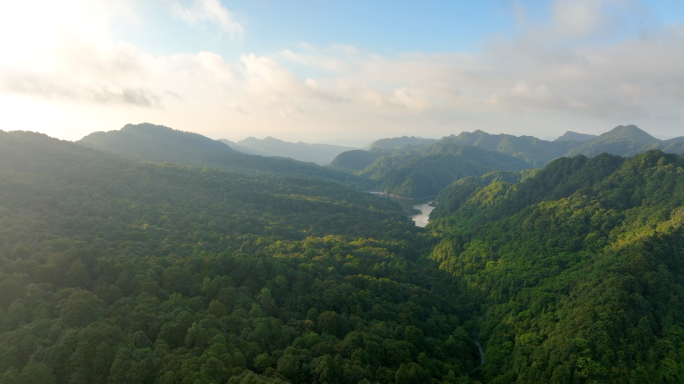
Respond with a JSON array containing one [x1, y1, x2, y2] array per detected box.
[[410, 201, 435, 227]]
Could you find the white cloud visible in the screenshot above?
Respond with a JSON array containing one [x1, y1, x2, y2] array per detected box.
[[552, 0, 609, 38], [0, 0, 682, 141], [171, 0, 243, 39]]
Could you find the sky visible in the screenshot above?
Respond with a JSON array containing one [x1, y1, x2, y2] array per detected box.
[[0, 0, 683, 145]]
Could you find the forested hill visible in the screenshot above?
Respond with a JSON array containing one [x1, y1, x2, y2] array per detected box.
[[0, 130, 482, 384], [428, 150, 684, 383], [80, 123, 368, 187], [331, 125, 684, 174], [328, 149, 388, 172], [330, 142, 531, 198], [564, 125, 684, 158], [369, 136, 437, 150], [366, 145, 530, 198], [437, 131, 578, 167]]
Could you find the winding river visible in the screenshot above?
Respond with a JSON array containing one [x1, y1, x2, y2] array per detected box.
[[410, 201, 435, 227]]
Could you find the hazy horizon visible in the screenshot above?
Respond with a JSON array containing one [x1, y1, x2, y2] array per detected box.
[[64, 122, 676, 148]]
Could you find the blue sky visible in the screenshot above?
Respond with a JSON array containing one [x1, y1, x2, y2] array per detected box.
[[1, 0, 683, 143]]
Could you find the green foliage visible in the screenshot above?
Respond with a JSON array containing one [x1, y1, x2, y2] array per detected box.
[[362, 145, 530, 198], [328, 149, 389, 172], [79, 123, 370, 187], [0, 130, 479, 383], [430, 150, 684, 383]]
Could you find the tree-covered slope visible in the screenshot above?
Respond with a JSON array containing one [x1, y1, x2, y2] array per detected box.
[[428, 150, 684, 383], [80, 123, 368, 187], [0, 130, 481, 384], [327, 149, 389, 172], [374, 143, 527, 197], [438, 131, 578, 167], [430, 170, 538, 219], [369, 136, 437, 150], [361, 145, 531, 198]]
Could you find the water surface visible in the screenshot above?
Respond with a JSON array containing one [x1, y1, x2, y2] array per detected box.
[[411, 201, 435, 227]]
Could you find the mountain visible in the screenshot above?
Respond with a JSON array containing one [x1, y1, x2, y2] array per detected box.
[[330, 130, 575, 177], [327, 149, 388, 171], [329, 126, 683, 198], [360, 144, 531, 198], [79, 123, 368, 186], [554, 131, 597, 142], [370, 136, 437, 150], [0, 130, 479, 383], [218, 139, 259, 155], [562, 124, 683, 158], [219, 136, 357, 165], [428, 150, 684, 382], [81, 122, 239, 158], [430, 169, 539, 217], [438, 130, 578, 167]]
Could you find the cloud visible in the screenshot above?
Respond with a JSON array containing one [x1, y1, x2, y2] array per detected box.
[[0, 0, 682, 140], [0, 67, 161, 107], [240, 54, 346, 105], [551, 0, 609, 38], [171, 0, 243, 39]]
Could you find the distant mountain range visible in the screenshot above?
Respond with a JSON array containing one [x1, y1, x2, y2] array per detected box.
[[79, 123, 684, 199], [329, 125, 684, 197], [79, 123, 369, 186], [563, 125, 684, 158], [218, 136, 356, 165]]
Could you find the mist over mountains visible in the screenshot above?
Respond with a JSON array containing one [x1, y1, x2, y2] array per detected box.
[[218, 137, 357, 165]]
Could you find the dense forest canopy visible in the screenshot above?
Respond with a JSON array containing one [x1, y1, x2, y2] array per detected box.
[[428, 150, 684, 383], [3, 125, 684, 384], [0, 131, 481, 384]]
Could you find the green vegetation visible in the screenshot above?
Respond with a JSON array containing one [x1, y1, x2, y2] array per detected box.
[[327, 150, 388, 172], [360, 145, 530, 198], [4, 125, 684, 384], [428, 150, 684, 383], [329, 125, 684, 198], [563, 125, 683, 158], [0, 131, 480, 384], [370, 137, 437, 150], [80, 123, 369, 187]]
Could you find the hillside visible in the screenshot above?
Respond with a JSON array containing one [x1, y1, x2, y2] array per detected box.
[[327, 149, 388, 171], [370, 145, 531, 198], [0, 130, 480, 384], [438, 130, 578, 167], [79, 123, 368, 187], [219, 137, 356, 165], [554, 131, 597, 142], [428, 150, 684, 383], [370, 136, 437, 150], [562, 125, 684, 158]]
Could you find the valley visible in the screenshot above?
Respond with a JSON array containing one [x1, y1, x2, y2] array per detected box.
[[1, 124, 684, 383]]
